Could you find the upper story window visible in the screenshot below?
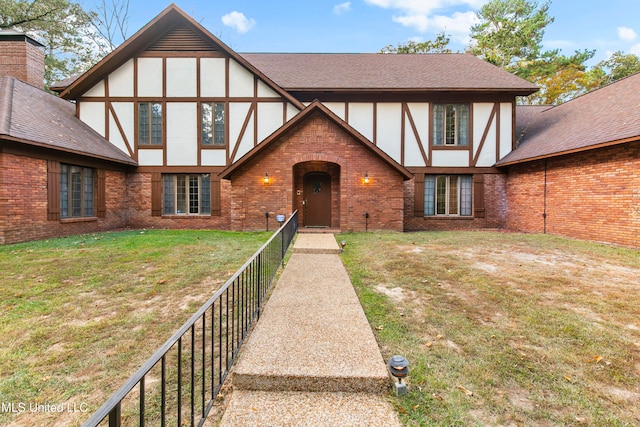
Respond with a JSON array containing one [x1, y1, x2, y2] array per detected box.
[[201, 102, 225, 146], [433, 104, 469, 146], [60, 164, 94, 218], [138, 102, 163, 145], [424, 175, 472, 216]]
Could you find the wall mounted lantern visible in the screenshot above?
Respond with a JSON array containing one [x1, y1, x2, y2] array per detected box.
[[263, 173, 270, 184], [363, 173, 370, 184]]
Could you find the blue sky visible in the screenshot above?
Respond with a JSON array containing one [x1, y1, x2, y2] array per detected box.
[[125, 1, 640, 65]]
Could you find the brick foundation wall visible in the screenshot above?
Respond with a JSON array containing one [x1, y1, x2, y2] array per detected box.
[[403, 172, 508, 231], [506, 142, 640, 247], [228, 112, 406, 232], [0, 37, 45, 88], [0, 152, 128, 244]]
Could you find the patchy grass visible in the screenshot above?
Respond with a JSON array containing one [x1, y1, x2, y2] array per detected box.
[[0, 229, 270, 427], [339, 231, 640, 426]]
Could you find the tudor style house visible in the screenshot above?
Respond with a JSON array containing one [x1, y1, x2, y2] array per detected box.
[[1, 4, 638, 247]]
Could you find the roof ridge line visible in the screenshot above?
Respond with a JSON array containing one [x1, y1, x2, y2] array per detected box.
[[0, 77, 15, 135]]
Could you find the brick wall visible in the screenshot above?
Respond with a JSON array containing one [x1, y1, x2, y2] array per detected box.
[[0, 37, 45, 88], [0, 152, 129, 244], [506, 142, 640, 247], [228, 112, 406, 231], [404, 172, 508, 231]]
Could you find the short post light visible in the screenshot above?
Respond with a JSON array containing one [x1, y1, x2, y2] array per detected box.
[[340, 240, 346, 253], [388, 355, 409, 396]]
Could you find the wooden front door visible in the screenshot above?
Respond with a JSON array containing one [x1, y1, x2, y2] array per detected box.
[[303, 172, 331, 227]]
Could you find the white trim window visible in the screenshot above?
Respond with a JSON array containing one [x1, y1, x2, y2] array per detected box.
[[162, 174, 211, 215], [424, 175, 472, 216], [433, 104, 469, 146]]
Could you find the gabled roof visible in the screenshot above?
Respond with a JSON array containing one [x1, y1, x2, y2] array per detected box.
[[241, 53, 539, 94], [498, 72, 640, 166], [0, 76, 136, 165], [58, 4, 303, 109], [220, 100, 413, 180]]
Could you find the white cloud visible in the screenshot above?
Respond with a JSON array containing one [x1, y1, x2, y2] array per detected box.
[[430, 11, 479, 44], [333, 2, 352, 15], [617, 26, 637, 42], [365, 0, 484, 35], [393, 14, 429, 32], [365, 0, 484, 15], [221, 11, 256, 34], [630, 43, 640, 56]]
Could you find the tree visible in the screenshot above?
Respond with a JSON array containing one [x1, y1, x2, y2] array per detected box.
[[469, 0, 553, 70], [519, 49, 599, 104], [1, 0, 103, 87], [592, 51, 640, 86], [1, 0, 131, 88], [381, 32, 452, 54], [91, 0, 130, 54]]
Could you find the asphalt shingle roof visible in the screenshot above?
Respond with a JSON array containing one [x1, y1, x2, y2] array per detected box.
[[0, 76, 136, 165], [241, 53, 539, 93], [499, 72, 640, 165]]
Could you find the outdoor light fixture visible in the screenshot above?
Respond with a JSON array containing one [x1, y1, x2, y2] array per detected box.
[[363, 173, 370, 184], [388, 355, 409, 396], [263, 173, 270, 184], [340, 240, 347, 253]]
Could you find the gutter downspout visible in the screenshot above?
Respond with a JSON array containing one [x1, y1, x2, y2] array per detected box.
[[543, 159, 547, 234]]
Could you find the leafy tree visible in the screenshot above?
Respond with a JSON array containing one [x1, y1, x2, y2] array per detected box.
[[592, 51, 640, 85], [520, 49, 600, 104], [1, 0, 130, 88], [381, 32, 452, 54], [1, 0, 98, 87], [469, 0, 553, 70]]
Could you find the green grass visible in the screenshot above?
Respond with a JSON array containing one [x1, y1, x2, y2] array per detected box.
[[338, 231, 640, 426], [0, 229, 270, 426]]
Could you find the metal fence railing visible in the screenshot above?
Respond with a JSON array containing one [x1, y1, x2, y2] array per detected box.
[[82, 211, 298, 427]]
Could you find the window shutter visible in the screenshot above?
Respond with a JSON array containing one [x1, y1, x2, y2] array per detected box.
[[211, 178, 221, 216], [474, 174, 485, 218], [47, 161, 60, 221], [96, 169, 106, 218], [151, 172, 162, 216], [413, 174, 424, 217]]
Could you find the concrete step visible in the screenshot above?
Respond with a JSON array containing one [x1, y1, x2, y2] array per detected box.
[[292, 233, 341, 254], [218, 390, 400, 427]]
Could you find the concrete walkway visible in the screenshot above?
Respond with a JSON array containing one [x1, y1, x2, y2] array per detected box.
[[218, 233, 401, 426]]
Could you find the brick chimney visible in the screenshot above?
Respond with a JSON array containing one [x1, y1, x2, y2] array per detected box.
[[0, 30, 45, 88]]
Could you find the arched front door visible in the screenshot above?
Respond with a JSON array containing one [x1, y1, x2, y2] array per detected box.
[[303, 172, 331, 227]]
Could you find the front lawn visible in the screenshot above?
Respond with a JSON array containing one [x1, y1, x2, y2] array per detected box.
[[0, 229, 269, 426], [339, 231, 640, 426]]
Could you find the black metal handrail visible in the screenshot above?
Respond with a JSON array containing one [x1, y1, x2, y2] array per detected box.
[[82, 211, 298, 427]]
